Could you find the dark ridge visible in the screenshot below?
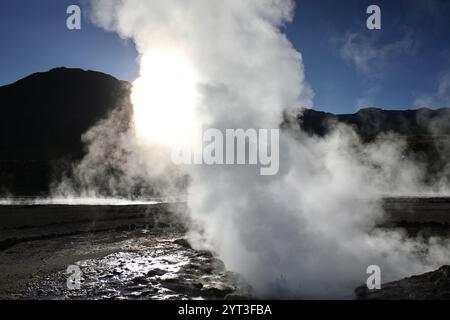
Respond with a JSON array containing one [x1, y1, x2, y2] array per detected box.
[[297, 106, 450, 183], [299, 107, 450, 138]]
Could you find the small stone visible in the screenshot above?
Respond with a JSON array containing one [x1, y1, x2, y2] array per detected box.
[[173, 238, 192, 249], [201, 284, 234, 298], [146, 269, 166, 277]]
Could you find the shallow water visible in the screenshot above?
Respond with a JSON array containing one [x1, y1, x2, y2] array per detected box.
[[0, 197, 160, 206]]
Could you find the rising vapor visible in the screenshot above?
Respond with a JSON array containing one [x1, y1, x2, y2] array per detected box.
[[79, 0, 450, 298]]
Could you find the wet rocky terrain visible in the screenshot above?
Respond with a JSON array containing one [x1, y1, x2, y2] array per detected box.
[[0, 201, 253, 300], [21, 235, 252, 300], [2, 197, 450, 300]]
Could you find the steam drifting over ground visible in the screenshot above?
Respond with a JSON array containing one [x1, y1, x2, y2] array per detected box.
[[55, 0, 450, 298]]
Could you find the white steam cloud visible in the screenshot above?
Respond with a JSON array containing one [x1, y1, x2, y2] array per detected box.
[[82, 0, 450, 298]]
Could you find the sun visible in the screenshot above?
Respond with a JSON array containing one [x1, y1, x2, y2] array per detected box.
[[131, 49, 200, 147]]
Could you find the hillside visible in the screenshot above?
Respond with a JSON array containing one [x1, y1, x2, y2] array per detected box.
[[0, 68, 132, 195]]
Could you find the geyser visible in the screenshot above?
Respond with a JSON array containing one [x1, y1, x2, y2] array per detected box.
[[88, 0, 450, 298]]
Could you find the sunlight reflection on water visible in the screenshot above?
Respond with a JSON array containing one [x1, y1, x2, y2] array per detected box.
[[0, 197, 170, 206]]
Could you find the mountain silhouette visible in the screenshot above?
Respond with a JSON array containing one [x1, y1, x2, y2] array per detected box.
[[0, 68, 132, 195], [1, 67, 449, 195]]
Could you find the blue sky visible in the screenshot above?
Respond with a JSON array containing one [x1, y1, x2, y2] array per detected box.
[[0, 0, 449, 114]]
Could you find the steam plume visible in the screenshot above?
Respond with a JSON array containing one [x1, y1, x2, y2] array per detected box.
[[81, 0, 450, 298]]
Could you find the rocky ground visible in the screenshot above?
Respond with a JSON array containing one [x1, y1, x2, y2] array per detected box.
[[2, 197, 450, 300], [0, 202, 253, 300], [355, 265, 450, 300], [19, 234, 252, 300]]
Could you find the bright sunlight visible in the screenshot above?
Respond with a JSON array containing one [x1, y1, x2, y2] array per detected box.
[[131, 49, 199, 147]]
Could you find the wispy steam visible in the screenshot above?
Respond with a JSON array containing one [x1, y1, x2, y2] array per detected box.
[[52, 101, 187, 199], [337, 30, 419, 79], [414, 69, 450, 108], [71, 0, 450, 298]]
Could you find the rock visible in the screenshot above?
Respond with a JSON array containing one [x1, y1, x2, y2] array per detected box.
[[160, 278, 203, 296], [355, 265, 450, 300], [112, 269, 122, 275], [173, 238, 192, 249], [145, 269, 166, 277], [200, 283, 234, 298], [131, 276, 148, 285]]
